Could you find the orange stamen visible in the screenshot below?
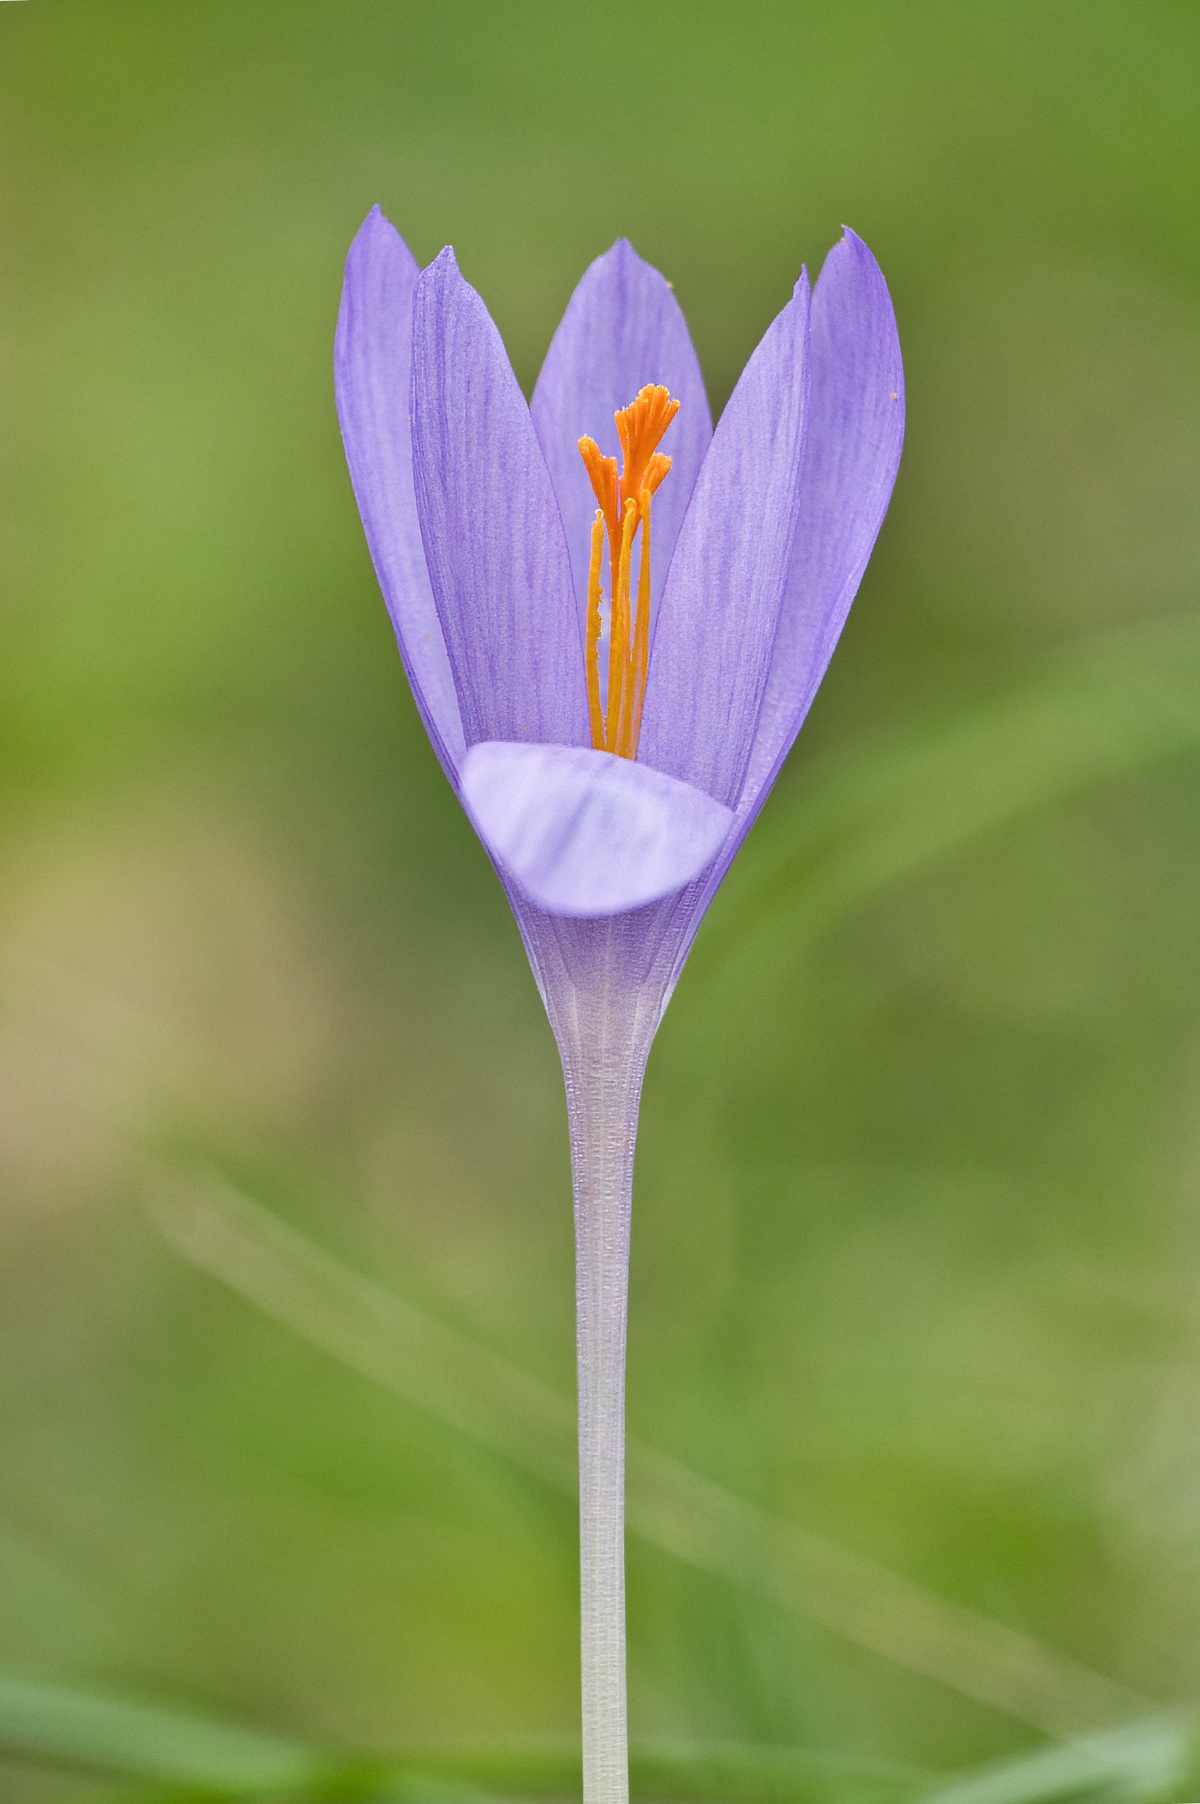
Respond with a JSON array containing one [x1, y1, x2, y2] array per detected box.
[[577, 384, 678, 759], [627, 491, 653, 757], [578, 438, 620, 548], [608, 497, 638, 754], [584, 511, 605, 750], [616, 386, 678, 505]]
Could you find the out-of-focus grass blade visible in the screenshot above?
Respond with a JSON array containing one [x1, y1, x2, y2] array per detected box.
[[0, 1673, 511, 1800], [154, 1168, 579, 1494], [154, 1174, 1146, 1741], [0, 1670, 928, 1801], [919, 1716, 1195, 1804], [386, 1736, 927, 1804], [0, 1657, 490, 1796], [0, 1669, 324, 1792], [626, 1737, 928, 1803], [621, 1444, 1139, 1743], [703, 610, 1200, 975]]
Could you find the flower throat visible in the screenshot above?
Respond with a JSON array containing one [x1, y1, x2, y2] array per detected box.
[[578, 385, 678, 760]]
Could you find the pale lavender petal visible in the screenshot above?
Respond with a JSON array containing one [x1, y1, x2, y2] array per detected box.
[[637, 231, 905, 1000], [637, 275, 811, 808], [738, 228, 905, 817], [411, 249, 589, 750], [461, 741, 733, 918], [335, 208, 465, 778], [530, 240, 713, 626]]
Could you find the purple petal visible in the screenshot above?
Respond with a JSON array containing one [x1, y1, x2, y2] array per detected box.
[[410, 249, 589, 751], [642, 232, 905, 990], [461, 741, 733, 918], [335, 208, 465, 778], [530, 240, 713, 626], [637, 275, 811, 808], [738, 228, 905, 817]]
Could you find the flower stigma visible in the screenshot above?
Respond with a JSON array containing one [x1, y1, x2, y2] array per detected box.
[[578, 384, 679, 760]]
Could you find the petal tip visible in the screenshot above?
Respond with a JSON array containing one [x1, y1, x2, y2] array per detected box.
[[343, 207, 418, 295], [832, 225, 882, 272], [349, 203, 396, 255], [594, 234, 672, 294]]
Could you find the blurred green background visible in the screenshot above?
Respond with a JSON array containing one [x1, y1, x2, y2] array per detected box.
[[4, 2, 1200, 1799]]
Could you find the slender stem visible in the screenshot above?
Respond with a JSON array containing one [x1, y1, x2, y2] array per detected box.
[[560, 997, 650, 1804]]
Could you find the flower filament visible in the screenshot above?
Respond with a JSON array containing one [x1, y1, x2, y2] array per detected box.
[[578, 384, 679, 760]]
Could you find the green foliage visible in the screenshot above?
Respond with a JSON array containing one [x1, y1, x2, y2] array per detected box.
[[0, 1670, 321, 1793]]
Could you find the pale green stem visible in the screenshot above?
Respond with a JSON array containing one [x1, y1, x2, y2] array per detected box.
[[559, 993, 653, 1804]]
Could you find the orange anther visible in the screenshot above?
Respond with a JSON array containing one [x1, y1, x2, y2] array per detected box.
[[614, 386, 678, 508], [578, 438, 620, 549], [578, 385, 678, 760]]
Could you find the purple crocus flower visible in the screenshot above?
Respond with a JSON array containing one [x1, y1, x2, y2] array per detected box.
[[335, 208, 903, 1804]]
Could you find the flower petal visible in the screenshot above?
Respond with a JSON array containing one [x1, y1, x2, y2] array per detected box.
[[335, 208, 465, 778], [411, 248, 588, 751], [637, 274, 811, 808], [642, 232, 905, 989], [738, 228, 905, 816], [530, 239, 713, 625], [461, 740, 733, 918]]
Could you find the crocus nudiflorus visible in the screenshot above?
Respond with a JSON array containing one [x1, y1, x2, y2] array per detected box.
[[335, 208, 903, 1804]]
